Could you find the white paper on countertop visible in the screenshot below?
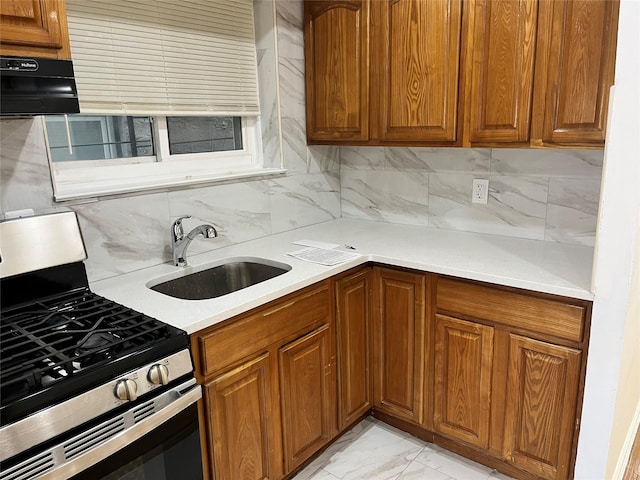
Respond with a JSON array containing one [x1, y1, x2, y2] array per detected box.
[[292, 239, 342, 250], [286, 246, 361, 266]]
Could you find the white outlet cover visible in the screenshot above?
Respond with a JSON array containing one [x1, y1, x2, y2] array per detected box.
[[472, 179, 489, 204]]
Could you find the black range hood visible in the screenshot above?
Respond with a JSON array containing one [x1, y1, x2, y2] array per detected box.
[[0, 55, 80, 116]]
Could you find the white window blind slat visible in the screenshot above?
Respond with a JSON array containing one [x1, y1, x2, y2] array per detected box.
[[66, 0, 260, 116]]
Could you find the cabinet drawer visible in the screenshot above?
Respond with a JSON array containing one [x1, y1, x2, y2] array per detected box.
[[198, 282, 331, 376], [436, 278, 586, 342]]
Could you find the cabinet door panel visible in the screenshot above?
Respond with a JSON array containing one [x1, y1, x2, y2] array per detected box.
[[304, 1, 369, 142], [373, 268, 426, 425], [373, 0, 462, 142], [466, 0, 538, 143], [502, 334, 582, 480], [280, 324, 335, 473], [0, 0, 70, 58], [434, 314, 494, 448], [205, 353, 279, 480], [336, 268, 372, 430], [534, 0, 619, 146]]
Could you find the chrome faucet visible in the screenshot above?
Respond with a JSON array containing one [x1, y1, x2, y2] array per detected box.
[[171, 215, 217, 267]]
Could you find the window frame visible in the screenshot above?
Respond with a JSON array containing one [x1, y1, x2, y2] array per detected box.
[[44, 115, 284, 202]]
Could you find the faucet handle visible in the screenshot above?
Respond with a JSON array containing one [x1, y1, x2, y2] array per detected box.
[[172, 215, 191, 241]]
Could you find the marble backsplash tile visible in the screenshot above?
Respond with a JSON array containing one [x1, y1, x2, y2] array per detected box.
[[168, 180, 273, 253], [269, 171, 341, 233], [73, 193, 171, 280], [340, 146, 604, 246], [429, 174, 548, 240], [545, 178, 601, 246], [341, 170, 429, 226]]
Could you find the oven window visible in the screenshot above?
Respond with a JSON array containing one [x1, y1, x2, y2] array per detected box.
[[69, 405, 203, 480]]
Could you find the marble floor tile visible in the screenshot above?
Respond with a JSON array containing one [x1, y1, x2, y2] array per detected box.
[[292, 418, 515, 480]]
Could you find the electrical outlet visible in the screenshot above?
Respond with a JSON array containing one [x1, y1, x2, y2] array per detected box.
[[472, 179, 489, 204]]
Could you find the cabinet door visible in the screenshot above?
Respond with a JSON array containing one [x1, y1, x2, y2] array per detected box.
[[0, 0, 71, 59], [532, 0, 620, 146], [279, 324, 336, 473], [204, 353, 282, 480], [464, 0, 538, 144], [371, 0, 463, 143], [502, 334, 582, 480], [336, 268, 372, 430], [372, 267, 426, 425], [304, 1, 370, 143], [433, 314, 494, 448]]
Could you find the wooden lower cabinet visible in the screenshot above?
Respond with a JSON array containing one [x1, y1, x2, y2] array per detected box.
[[432, 276, 589, 480], [501, 334, 582, 480], [192, 281, 335, 480], [372, 267, 427, 426], [193, 270, 590, 480], [433, 314, 494, 449], [335, 268, 372, 430], [280, 324, 336, 473], [204, 353, 280, 480]]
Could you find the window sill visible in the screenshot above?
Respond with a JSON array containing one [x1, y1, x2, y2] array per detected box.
[[52, 164, 287, 202]]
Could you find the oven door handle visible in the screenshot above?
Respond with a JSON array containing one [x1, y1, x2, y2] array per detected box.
[[10, 380, 202, 480]]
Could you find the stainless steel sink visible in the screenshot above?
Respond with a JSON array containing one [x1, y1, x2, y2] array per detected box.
[[147, 257, 292, 300]]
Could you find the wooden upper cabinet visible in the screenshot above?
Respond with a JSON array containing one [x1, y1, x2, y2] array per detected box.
[[532, 0, 620, 147], [502, 334, 582, 480], [304, 1, 370, 143], [372, 0, 463, 143], [464, 0, 538, 144], [0, 0, 71, 59]]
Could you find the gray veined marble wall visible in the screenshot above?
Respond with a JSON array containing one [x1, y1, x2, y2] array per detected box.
[[0, 0, 603, 284], [0, 0, 340, 283], [341, 146, 603, 246]]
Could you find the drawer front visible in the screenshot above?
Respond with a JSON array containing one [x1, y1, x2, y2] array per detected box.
[[199, 282, 331, 376], [436, 278, 586, 342]]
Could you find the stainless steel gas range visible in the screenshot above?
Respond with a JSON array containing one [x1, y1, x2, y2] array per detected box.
[[0, 212, 204, 480]]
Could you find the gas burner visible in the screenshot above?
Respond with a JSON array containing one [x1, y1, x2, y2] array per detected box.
[[0, 287, 187, 425]]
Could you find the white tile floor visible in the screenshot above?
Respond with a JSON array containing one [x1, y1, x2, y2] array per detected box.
[[293, 417, 515, 480]]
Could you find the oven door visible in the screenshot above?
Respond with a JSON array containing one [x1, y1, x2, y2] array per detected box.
[[69, 403, 202, 480], [1, 379, 203, 480]]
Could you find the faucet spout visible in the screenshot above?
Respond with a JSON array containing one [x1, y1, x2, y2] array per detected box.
[[171, 216, 217, 267]]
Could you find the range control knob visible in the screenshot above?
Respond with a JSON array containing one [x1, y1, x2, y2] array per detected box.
[[148, 364, 169, 386], [114, 378, 138, 401]]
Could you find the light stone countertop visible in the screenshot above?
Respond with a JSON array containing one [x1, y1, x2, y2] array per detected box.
[[90, 219, 595, 335]]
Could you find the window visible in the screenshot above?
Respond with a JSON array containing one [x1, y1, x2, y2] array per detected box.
[[46, 115, 269, 200], [46, 116, 154, 162], [46, 0, 283, 201]]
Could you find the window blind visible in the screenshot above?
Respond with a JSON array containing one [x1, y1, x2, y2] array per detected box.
[[65, 0, 260, 116]]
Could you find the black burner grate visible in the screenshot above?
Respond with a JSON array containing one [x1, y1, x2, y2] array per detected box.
[[0, 288, 188, 425]]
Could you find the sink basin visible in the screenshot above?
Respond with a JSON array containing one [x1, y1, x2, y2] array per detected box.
[[147, 257, 292, 300]]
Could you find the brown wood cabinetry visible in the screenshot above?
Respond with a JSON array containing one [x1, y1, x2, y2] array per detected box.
[[335, 268, 373, 430], [303, 1, 370, 143], [531, 0, 620, 147], [192, 281, 336, 480], [280, 325, 335, 473], [501, 334, 582, 480], [433, 314, 494, 449], [433, 276, 590, 480], [204, 353, 278, 480], [462, 0, 538, 145], [372, 267, 427, 426], [304, 0, 619, 148], [192, 266, 591, 480], [0, 0, 72, 59], [371, 0, 463, 143]]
